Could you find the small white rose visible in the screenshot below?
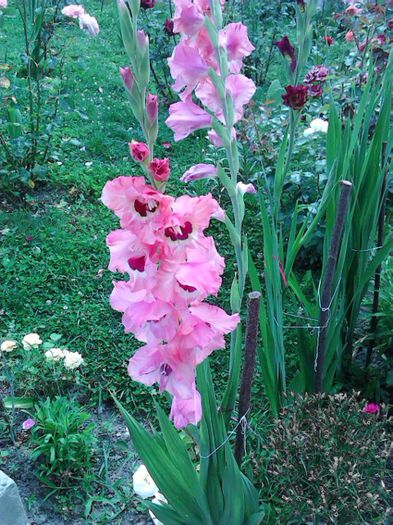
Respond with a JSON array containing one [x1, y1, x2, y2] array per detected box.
[[304, 118, 329, 137], [45, 348, 65, 362], [63, 350, 84, 370], [133, 464, 158, 499], [1, 340, 18, 352], [22, 333, 43, 350]]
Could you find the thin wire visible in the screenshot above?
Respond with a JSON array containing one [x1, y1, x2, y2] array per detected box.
[[200, 409, 250, 459]]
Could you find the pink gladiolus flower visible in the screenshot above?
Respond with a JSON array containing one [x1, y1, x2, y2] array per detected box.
[[220, 23, 255, 64], [364, 402, 381, 414], [120, 67, 135, 92], [166, 100, 212, 141], [0, 0, 7, 8], [101, 176, 174, 244], [181, 163, 218, 183], [345, 31, 355, 42], [146, 94, 158, 123], [103, 173, 238, 427], [22, 418, 36, 431], [79, 13, 100, 35], [149, 158, 171, 182], [207, 128, 236, 148], [170, 387, 202, 429], [62, 4, 85, 17], [196, 74, 256, 123], [173, 0, 205, 36], [168, 39, 210, 97], [130, 141, 150, 162], [106, 229, 152, 274]]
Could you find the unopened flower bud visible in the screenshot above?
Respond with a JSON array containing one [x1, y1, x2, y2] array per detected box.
[[130, 141, 150, 162], [149, 158, 171, 182], [120, 66, 135, 92], [146, 94, 158, 123]]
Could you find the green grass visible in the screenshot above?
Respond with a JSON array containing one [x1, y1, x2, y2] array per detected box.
[[0, 1, 238, 412]]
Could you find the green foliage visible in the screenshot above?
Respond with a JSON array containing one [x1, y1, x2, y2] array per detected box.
[[29, 396, 96, 490], [0, 0, 62, 190], [255, 393, 391, 525], [115, 361, 264, 525]]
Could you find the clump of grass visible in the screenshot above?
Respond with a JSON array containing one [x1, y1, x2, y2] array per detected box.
[[255, 393, 391, 524]]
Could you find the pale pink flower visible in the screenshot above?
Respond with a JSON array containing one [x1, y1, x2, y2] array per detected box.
[[101, 176, 174, 244], [129, 141, 150, 162], [157, 238, 225, 301], [62, 4, 85, 17], [181, 163, 218, 183], [168, 40, 209, 97], [220, 23, 255, 71], [128, 341, 196, 399], [79, 13, 100, 35], [169, 193, 225, 233], [173, 0, 205, 36], [207, 128, 236, 148], [22, 418, 36, 431], [0, 0, 8, 8], [111, 278, 173, 341], [166, 100, 212, 141], [345, 31, 355, 42], [364, 402, 381, 414], [106, 229, 152, 274], [170, 387, 202, 428], [196, 74, 256, 123]]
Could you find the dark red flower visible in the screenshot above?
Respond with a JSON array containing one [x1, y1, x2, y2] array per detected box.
[[323, 35, 334, 46], [164, 18, 175, 36], [282, 84, 309, 110], [141, 0, 156, 8], [274, 36, 297, 72], [309, 84, 323, 98]]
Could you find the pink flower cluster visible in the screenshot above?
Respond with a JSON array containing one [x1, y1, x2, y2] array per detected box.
[[62, 4, 99, 35], [166, 0, 256, 144], [304, 65, 329, 98], [102, 176, 239, 428]]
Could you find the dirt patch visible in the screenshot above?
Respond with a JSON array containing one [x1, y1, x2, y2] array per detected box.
[[0, 404, 153, 525]]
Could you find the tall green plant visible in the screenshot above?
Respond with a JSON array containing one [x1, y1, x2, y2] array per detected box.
[[248, 0, 318, 415], [319, 56, 393, 388], [0, 0, 61, 189]]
